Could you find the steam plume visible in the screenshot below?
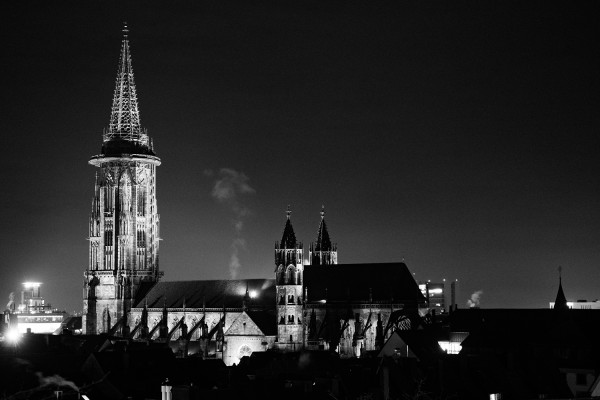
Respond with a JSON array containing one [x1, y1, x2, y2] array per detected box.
[[206, 168, 255, 278], [467, 290, 483, 308]]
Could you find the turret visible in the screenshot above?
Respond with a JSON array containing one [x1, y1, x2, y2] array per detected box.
[[274, 206, 304, 348], [554, 266, 569, 311], [274, 206, 303, 284], [309, 205, 338, 265]]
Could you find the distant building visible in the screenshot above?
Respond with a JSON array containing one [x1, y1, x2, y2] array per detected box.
[[549, 300, 600, 310], [8, 282, 66, 334], [418, 279, 459, 314], [548, 271, 599, 309]]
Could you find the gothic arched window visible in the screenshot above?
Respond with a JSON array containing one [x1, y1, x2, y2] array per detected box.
[[276, 265, 285, 285], [286, 265, 296, 285]]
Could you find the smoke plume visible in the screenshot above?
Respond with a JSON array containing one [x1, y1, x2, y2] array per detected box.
[[467, 290, 483, 308], [206, 168, 255, 278], [37, 372, 79, 392]]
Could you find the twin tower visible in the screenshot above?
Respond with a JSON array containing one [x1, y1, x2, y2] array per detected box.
[[275, 207, 338, 344], [83, 26, 338, 335]]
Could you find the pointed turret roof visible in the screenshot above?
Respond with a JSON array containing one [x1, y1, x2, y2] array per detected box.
[[314, 205, 332, 251], [104, 23, 148, 146], [280, 205, 297, 248], [554, 267, 568, 311]]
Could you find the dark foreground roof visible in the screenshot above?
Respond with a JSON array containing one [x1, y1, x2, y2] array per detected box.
[[451, 308, 600, 345], [134, 279, 276, 309], [304, 263, 425, 304]]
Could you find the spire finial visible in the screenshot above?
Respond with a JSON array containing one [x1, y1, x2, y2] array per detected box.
[[286, 205, 291, 220], [122, 21, 129, 38], [320, 205, 325, 220], [559, 265, 562, 282]]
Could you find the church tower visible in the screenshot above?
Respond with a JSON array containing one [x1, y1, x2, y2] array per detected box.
[[83, 24, 161, 334], [309, 206, 337, 265], [275, 206, 304, 348]]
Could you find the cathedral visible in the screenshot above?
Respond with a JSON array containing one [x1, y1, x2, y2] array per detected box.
[[82, 26, 425, 366]]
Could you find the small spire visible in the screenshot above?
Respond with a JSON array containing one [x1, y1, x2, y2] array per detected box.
[[280, 206, 297, 248], [314, 206, 332, 251], [554, 266, 568, 311], [122, 21, 129, 38]]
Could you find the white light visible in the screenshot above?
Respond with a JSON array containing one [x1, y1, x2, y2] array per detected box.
[[249, 290, 258, 299], [6, 328, 20, 343], [438, 340, 462, 354], [23, 282, 41, 288], [429, 288, 443, 294]]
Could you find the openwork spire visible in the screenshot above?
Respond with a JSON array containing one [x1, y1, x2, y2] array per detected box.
[[105, 23, 146, 145]]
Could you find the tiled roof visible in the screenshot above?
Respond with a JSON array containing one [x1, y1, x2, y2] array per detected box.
[[304, 263, 425, 304], [133, 279, 276, 309]]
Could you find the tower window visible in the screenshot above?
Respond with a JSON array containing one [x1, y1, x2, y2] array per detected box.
[[104, 231, 113, 245], [287, 315, 294, 324], [288, 295, 294, 304]]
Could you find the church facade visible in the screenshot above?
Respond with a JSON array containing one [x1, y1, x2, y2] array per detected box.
[[82, 27, 426, 365]]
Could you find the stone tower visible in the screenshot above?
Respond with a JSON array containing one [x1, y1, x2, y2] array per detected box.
[[275, 207, 304, 348], [83, 24, 161, 334], [309, 206, 337, 265]]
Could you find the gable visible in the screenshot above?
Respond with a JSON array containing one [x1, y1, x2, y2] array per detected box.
[[225, 312, 265, 336], [378, 331, 418, 360]]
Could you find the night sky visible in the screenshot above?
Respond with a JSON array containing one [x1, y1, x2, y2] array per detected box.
[[1, 1, 599, 312]]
